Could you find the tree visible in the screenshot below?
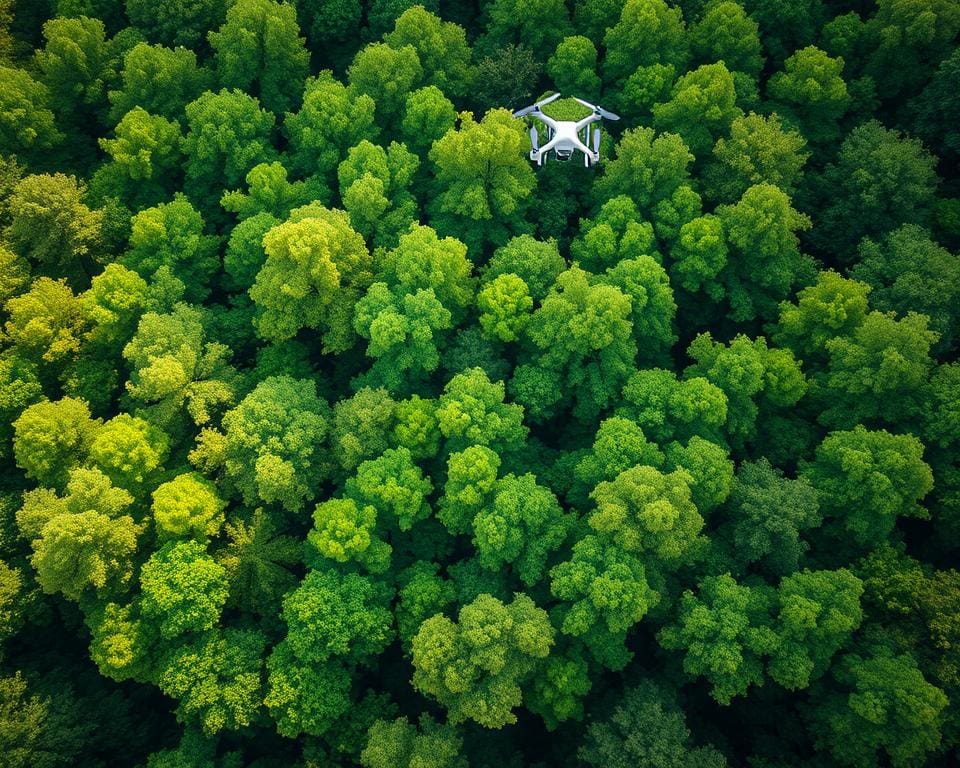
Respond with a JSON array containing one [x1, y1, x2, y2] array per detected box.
[[721, 459, 821, 577], [307, 497, 391, 574], [768, 568, 863, 690], [13, 397, 99, 488], [599, 255, 677, 363], [35, 16, 118, 129], [658, 573, 777, 705], [767, 46, 850, 145], [158, 628, 266, 735], [477, 274, 533, 343], [437, 445, 501, 535], [602, 0, 688, 87], [703, 112, 808, 203], [818, 311, 937, 429], [812, 120, 939, 260], [852, 225, 960, 352], [6, 173, 102, 280], [384, 7, 473, 100], [571, 195, 658, 273], [140, 540, 229, 638], [911, 48, 960, 161], [3, 277, 87, 366], [0, 66, 62, 157], [182, 88, 277, 205], [329, 387, 396, 475], [219, 376, 330, 512], [411, 593, 554, 727], [283, 73, 378, 181], [221, 161, 327, 222], [472, 44, 542, 109], [436, 367, 526, 454], [428, 109, 536, 256], [281, 568, 393, 665], [685, 332, 806, 450], [108, 42, 212, 123], [483, 0, 572, 55], [209, 0, 309, 115], [125, 0, 232, 47], [88, 413, 169, 491], [152, 473, 225, 542], [361, 716, 465, 768], [344, 446, 433, 532], [337, 140, 419, 248], [592, 127, 693, 215], [549, 535, 658, 670], [347, 43, 422, 127], [401, 86, 457, 151], [122, 195, 219, 302], [483, 235, 566, 301], [619, 368, 727, 445], [547, 37, 601, 100], [472, 473, 571, 586], [122, 303, 240, 432], [806, 648, 948, 767], [516, 266, 636, 422], [249, 204, 372, 352], [801, 426, 933, 550], [579, 681, 727, 768], [689, 1, 762, 77], [715, 183, 814, 322], [264, 641, 352, 737], [652, 62, 741, 159]]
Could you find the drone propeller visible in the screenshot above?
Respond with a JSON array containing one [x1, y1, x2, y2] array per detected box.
[[593, 127, 601, 154], [572, 96, 621, 121], [512, 92, 562, 118], [530, 124, 539, 152]]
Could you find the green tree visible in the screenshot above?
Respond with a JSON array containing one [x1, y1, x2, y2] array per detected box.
[[221, 161, 327, 222], [0, 66, 62, 157], [209, 0, 310, 115], [703, 112, 808, 203], [307, 496, 391, 574], [140, 540, 229, 638], [602, 0, 688, 87], [152, 473, 225, 542], [437, 445, 500, 535], [768, 568, 863, 690], [283, 73, 378, 181], [592, 127, 693, 216], [483, 235, 566, 301], [13, 397, 99, 488], [579, 681, 727, 768], [570, 195, 658, 273], [812, 120, 939, 260], [182, 88, 277, 205], [652, 62, 741, 159], [721, 459, 821, 576], [264, 641, 352, 737], [122, 195, 218, 302], [347, 43, 422, 127], [249, 205, 372, 352], [658, 573, 777, 705], [108, 42, 212, 122], [401, 86, 457, 151], [715, 183, 814, 322], [767, 46, 850, 144], [472, 473, 571, 586], [428, 109, 536, 255], [689, 1, 762, 77], [88, 412, 169, 491], [6, 173, 103, 281], [125, 0, 231, 47], [802, 426, 933, 549], [337, 140, 419, 248], [384, 7, 473, 100], [619, 368, 727, 445], [483, 0, 572, 55], [436, 367, 525, 454], [546, 36, 601, 99], [806, 648, 948, 768], [344, 446, 433, 532], [852, 225, 960, 353], [361, 715, 465, 768], [3, 277, 87, 366], [411, 593, 554, 727], [219, 376, 330, 512]]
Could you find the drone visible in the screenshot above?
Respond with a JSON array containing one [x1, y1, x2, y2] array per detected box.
[[512, 93, 620, 167]]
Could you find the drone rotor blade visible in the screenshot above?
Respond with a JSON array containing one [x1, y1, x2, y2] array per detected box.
[[512, 104, 535, 118], [536, 92, 562, 107], [599, 107, 621, 121], [530, 125, 539, 151], [572, 96, 596, 111]]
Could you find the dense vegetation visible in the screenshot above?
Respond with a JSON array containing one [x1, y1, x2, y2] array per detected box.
[[0, 0, 958, 765]]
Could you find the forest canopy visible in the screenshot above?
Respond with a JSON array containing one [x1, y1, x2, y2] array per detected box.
[[0, 0, 959, 766]]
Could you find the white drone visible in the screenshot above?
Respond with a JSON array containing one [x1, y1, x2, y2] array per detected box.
[[512, 93, 620, 167]]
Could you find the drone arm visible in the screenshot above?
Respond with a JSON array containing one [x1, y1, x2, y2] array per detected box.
[[575, 113, 601, 131], [534, 112, 559, 131], [536, 134, 561, 154]]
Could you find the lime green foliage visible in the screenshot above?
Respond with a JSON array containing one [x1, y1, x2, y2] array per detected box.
[[361, 715, 465, 768], [411, 592, 554, 727], [152, 473, 225, 541], [108, 43, 212, 123], [385, 7, 473, 100], [547, 37, 601, 99], [13, 397, 99, 488], [0, 66, 61, 156]]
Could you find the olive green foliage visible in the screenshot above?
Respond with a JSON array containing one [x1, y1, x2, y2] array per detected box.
[[0, 2, 957, 767]]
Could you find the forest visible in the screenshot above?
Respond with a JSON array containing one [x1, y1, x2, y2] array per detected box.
[[0, 0, 958, 765]]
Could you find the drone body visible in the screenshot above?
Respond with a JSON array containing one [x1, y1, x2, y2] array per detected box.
[[512, 93, 620, 167]]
